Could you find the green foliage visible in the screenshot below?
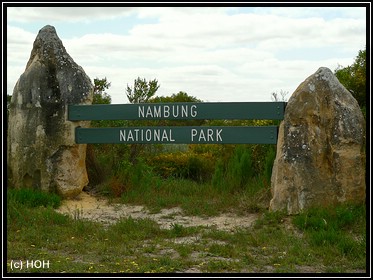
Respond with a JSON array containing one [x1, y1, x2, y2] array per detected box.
[[85, 144, 106, 186], [226, 146, 254, 189], [147, 150, 215, 182], [108, 217, 162, 241], [86, 80, 277, 203], [124, 77, 160, 163], [334, 47, 366, 117], [150, 91, 202, 103], [7, 188, 61, 209], [126, 77, 160, 104], [254, 209, 287, 229], [212, 146, 255, 192], [93, 77, 112, 104], [186, 155, 206, 181], [210, 143, 276, 200], [85, 143, 132, 195], [263, 145, 276, 184], [7, 182, 366, 273], [90, 77, 112, 135], [148, 91, 205, 127], [293, 203, 365, 232], [104, 158, 153, 197], [292, 203, 366, 258], [211, 159, 225, 191], [169, 223, 187, 237]]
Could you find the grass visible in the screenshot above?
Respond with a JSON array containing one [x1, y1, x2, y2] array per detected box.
[[6, 186, 367, 274], [7, 188, 61, 208], [118, 176, 270, 216]]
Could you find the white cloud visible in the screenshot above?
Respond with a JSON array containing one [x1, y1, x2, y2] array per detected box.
[[7, 7, 137, 23], [248, 6, 365, 19], [6, 6, 366, 104], [6, 26, 35, 68]]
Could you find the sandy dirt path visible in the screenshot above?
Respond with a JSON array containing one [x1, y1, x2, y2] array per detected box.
[[55, 191, 259, 231]]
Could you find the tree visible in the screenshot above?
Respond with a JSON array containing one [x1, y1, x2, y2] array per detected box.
[[270, 90, 289, 102], [150, 91, 202, 103], [93, 77, 112, 104], [149, 91, 204, 127], [334, 48, 366, 115], [125, 77, 160, 164], [126, 77, 159, 104], [87, 78, 112, 186]]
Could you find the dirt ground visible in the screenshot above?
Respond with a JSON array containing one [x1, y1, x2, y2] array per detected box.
[[55, 191, 260, 231], [54, 191, 366, 274]]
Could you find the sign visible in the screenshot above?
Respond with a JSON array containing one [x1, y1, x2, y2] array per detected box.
[[75, 126, 279, 144], [68, 102, 286, 121]]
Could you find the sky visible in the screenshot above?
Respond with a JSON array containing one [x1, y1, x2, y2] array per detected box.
[[5, 4, 367, 104]]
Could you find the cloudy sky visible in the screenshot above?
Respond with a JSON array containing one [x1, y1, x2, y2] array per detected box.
[[6, 4, 367, 104]]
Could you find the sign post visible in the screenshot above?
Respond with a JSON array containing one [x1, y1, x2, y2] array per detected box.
[[68, 102, 286, 145], [75, 126, 278, 144], [69, 102, 286, 121]]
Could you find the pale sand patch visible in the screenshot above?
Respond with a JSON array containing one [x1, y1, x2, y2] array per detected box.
[[55, 191, 259, 230]]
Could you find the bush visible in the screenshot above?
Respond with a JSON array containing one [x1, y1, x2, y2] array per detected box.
[[211, 159, 225, 191], [211, 146, 255, 193], [86, 144, 106, 186], [147, 151, 215, 182], [103, 158, 156, 197], [226, 146, 254, 189], [263, 145, 277, 184], [210, 143, 277, 199]]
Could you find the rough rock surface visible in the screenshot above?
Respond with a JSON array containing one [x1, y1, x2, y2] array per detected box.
[[270, 67, 366, 214], [7, 25, 93, 197]]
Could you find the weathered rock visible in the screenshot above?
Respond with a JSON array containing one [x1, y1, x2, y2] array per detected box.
[[270, 67, 366, 214], [7, 25, 93, 197]]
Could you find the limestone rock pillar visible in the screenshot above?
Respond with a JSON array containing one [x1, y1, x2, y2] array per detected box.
[[270, 67, 366, 214], [7, 25, 93, 197]]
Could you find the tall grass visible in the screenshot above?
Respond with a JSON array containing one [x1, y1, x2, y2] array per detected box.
[[292, 203, 366, 261], [211, 145, 275, 195], [211, 146, 252, 192], [7, 188, 61, 208], [85, 143, 278, 216]]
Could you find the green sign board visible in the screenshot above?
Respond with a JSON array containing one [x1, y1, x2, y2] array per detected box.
[[69, 101, 285, 145], [68, 102, 286, 121], [75, 126, 279, 144]]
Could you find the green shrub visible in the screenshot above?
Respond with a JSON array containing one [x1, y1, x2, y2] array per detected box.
[[147, 152, 188, 178], [225, 146, 254, 190], [85, 144, 106, 186], [211, 143, 276, 194], [106, 158, 155, 197], [263, 145, 276, 183], [211, 159, 225, 191], [147, 151, 215, 182], [211, 145, 254, 192], [186, 154, 214, 182]]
